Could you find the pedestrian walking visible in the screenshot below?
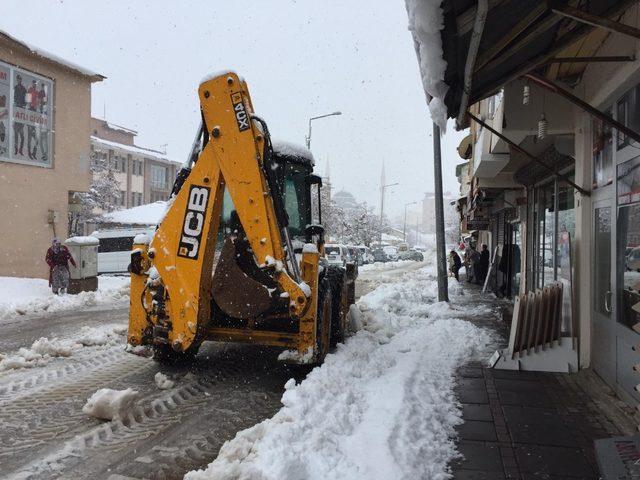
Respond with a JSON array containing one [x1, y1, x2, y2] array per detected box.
[[464, 244, 480, 283], [448, 250, 462, 281], [478, 244, 490, 284], [45, 238, 76, 295]]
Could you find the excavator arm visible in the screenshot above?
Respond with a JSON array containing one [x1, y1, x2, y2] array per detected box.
[[128, 72, 309, 353]]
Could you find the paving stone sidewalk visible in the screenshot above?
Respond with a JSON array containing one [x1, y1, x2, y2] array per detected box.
[[450, 284, 637, 480]]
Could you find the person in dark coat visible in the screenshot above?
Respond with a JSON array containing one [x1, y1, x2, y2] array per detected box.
[[46, 238, 76, 294], [478, 244, 490, 284], [448, 250, 462, 281]]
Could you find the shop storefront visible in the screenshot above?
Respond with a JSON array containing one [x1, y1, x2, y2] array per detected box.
[[590, 82, 640, 402]]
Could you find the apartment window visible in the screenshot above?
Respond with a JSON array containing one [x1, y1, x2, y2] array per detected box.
[[120, 156, 127, 173], [150, 164, 167, 189], [592, 107, 613, 188], [133, 159, 144, 176]]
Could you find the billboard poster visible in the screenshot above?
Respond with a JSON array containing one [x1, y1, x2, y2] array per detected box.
[[0, 60, 53, 167]]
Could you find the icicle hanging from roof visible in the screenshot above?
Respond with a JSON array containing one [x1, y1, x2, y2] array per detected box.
[[405, 0, 449, 132]]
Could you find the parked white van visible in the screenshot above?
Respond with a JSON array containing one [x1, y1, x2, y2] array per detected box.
[[91, 227, 155, 274], [324, 244, 349, 267]]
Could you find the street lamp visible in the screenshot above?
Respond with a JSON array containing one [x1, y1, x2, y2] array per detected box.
[[379, 182, 399, 244], [306, 111, 342, 149], [403, 201, 418, 242]]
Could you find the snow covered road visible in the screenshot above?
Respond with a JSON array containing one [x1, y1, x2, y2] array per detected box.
[[0, 261, 434, 479], [187, 264, 495, 480]]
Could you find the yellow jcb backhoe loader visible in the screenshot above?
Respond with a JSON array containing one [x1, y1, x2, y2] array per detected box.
[[127, 71, 357, 364]]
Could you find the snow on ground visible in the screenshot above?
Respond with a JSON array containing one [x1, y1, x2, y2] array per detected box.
[[186, 264, 493, 480], [0, 324, 126, 371], [83, 387, 139, 420], [0, 275, 130, 322], [359, 259, 416, 272], [155, 372, 175, 390]]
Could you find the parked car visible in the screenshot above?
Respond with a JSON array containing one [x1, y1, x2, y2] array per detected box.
[[324, 244, 349, 267], [399, 249, 424, 262], [372, 248, 388, 263], [357, 245, 375, 264], [92, 227, 155, 274], [383, 245, 399, 261]]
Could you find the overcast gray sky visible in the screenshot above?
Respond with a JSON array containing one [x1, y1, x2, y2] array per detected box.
[[1, 0, 467, 217]]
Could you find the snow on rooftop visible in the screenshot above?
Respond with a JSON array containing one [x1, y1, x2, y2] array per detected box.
[[0, 30, 104, 80], [104, 120, 138, 136], [91, 136, 180, 164], [405, 0, 448, 131], [102, 201, 167, 226], [272, 139, 315, 165]]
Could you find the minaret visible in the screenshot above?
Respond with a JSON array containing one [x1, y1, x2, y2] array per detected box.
[[323, 157, 332, 203]]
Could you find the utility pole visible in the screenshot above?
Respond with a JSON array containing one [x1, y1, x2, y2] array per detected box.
[[432, 122, 449, 302], [306, 111, 342, 149]]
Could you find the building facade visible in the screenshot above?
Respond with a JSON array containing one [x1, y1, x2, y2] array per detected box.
[[90, 118, 181, 209], [0, 31, 103, 278], [450, 4, 640, 405]]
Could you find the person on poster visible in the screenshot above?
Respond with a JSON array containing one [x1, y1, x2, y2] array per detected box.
[[14, 74, 26, 108], [37, 82, 47, 113], [26, 80, 38, 160], [13, 75, 26, 157], [27, 79, 38, 110]]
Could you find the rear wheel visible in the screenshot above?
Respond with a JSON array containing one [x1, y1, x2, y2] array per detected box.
[[327, 266, 348, 347], [314, 277, 332, 365]]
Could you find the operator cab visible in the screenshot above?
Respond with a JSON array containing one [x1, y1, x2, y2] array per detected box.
[[219, 140, 321, 244]]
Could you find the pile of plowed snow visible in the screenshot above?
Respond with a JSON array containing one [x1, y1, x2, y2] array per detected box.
[[83, 388, 139, 420], [0, 275, 130, 321], [185, 265, 493, 480], [0, 324, 127, 370]]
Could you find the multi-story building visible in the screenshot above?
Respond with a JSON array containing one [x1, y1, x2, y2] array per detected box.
[[0, 30, 104, 278], [90, 117, 181, 209]]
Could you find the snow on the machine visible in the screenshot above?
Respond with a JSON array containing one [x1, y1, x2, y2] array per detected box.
[[82, 387, 139, 420], [0, 275, 129, 322], [0, 324, 126, 370], [185, 264, 493, 480]]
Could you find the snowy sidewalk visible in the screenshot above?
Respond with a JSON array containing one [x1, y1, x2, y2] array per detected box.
[[0, 275, 129, 322], [449, 284, 636, 480]]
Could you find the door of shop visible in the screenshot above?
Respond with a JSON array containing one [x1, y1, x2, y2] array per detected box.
[[613, 156, 640, 402], [591, 199, 615, 385]]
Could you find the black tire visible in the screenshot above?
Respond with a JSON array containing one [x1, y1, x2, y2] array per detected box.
[[326, 266, 348, 347], [314, 276, 332, 365], [153, 342, 200, 365]]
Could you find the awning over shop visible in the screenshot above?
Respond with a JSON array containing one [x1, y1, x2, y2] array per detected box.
[[439, 0, 635, 128]]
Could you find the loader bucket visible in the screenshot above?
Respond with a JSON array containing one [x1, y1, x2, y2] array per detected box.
[[212, 237, 274, 318]]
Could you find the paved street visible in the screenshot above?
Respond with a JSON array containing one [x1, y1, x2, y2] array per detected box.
[[0, 261, 423, 479]]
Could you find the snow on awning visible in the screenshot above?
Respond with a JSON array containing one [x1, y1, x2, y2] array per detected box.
[[405, 0, 448, 131]]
